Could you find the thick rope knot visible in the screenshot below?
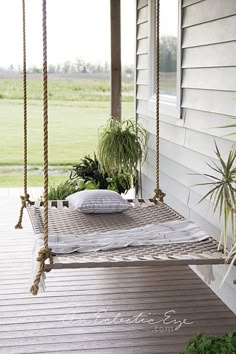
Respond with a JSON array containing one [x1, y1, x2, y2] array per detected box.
[[20, 193, 31, 207], [30, 247, 53, 296], [153, 188, 165, 203], [36, 247, 53, 264], [15, 193, 31, 229]]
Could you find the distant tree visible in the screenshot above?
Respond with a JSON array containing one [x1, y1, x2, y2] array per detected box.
[[75, 58, 84, 73], [8, 64, 15, 72], [30, 66, 41, 74], [86, 62, 94, 73], [48, 64, 56, 73], [104, 61, 109, 73], [70, 63, 76, 73], [56, 64, 61, 73], [96, 64, 102, 73], [123, 66, 134, 79], [160, 36, 177, 73], [62, 61, 71, 74]]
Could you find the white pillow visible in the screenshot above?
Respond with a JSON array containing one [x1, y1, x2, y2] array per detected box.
[[66, 189, 131, 214]]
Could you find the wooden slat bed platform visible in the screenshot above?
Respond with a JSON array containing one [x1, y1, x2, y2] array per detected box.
[[0, 192, 236, 354]]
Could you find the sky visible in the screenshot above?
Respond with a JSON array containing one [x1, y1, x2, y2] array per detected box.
[[0, 0, 177, 69], [160, 0, 178, 37]]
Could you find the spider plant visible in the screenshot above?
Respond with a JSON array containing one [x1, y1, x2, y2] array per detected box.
[[196, 143, 236, 253], [97, 119, 147, 179]]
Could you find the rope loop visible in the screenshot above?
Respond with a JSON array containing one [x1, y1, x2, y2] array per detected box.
[[36, 247, 53, 264], [15, 193, 31, 229], [30, 247, 53, 296], [153, 188, 165, 203], [20, 193, 31, 206]]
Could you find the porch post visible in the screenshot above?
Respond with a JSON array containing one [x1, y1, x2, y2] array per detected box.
[[110, 0, 121, 120]]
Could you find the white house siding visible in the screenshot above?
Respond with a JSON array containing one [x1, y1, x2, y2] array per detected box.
[[136, 0, 236, 313]]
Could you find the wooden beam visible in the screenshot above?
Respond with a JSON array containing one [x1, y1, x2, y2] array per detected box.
[[110, 0, 121, 120]]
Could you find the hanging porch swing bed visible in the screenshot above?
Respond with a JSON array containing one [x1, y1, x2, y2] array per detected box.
[[17, 0, 232, 296]]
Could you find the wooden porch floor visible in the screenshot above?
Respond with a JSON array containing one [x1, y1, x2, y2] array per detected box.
[[0, 190, 236, 354]]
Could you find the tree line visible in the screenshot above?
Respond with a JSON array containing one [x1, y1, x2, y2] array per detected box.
[[160, 36, 177, 73], [1, 36, 176, 75], [0, 59, 134, 78]]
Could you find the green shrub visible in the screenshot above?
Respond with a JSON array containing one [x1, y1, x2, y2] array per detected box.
[[182, 333, 236, 354], [69, 154, 131, 194], [48, 182, 77, 200], [70, 154, 109, 189]]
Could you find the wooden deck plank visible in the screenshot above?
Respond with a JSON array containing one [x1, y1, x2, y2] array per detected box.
[[1, 328, 235, 347], [0, 301, 227, 319], [1, 317, 235, 335], [0, 306, 231, 324], [0, 274, 201, 285], [0, 193, 235, 354], [0, 282, 210, 297]]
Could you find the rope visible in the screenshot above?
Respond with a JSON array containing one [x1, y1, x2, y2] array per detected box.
[[30, 247, 53, 295], [15, 194, 31, 229], [153, 0, 165, 203], [15, 0, 31, 229], [30, 0, 53, 295], [42, 0, 49, 257]]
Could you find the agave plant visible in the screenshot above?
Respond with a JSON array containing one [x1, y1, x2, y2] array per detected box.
[[218, 119, 236, 136], [196, 143, 236, 253], [97, 119, 147, 178]]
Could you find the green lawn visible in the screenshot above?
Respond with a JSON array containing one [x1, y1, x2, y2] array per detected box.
[[0, 175, 67, 187], [0, 99, 134, 165], [0, 76, 134, 187], [0, 75, 133, 101]]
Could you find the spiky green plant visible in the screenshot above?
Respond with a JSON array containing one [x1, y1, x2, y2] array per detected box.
[[218, 118, 236, 136], [97, 119, 147, 178], [196, 143, 236, 253]]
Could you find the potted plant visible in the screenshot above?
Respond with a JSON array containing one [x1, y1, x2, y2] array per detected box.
[[97, 118, 147, 189], [196, 142, 236, 284], [69, 153, 132, 194], [196, 143, 236, 251]]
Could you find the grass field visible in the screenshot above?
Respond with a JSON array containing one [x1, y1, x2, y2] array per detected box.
[[0, 75, 133, 102], [0, 75, 134, 187]]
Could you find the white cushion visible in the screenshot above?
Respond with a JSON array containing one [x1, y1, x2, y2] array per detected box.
[[66, 189, 131, 214]]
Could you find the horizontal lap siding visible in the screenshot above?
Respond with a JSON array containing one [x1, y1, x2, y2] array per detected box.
[[182, 0, 236, 27], [182, 0, 204, 8], [182, 42, 236, 68], [182, 67, 236, 91], [136, 0, 149, 187], [135, 0, 236, 311], [182, 89, 236, 117], [182, 16, 236, 47]]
